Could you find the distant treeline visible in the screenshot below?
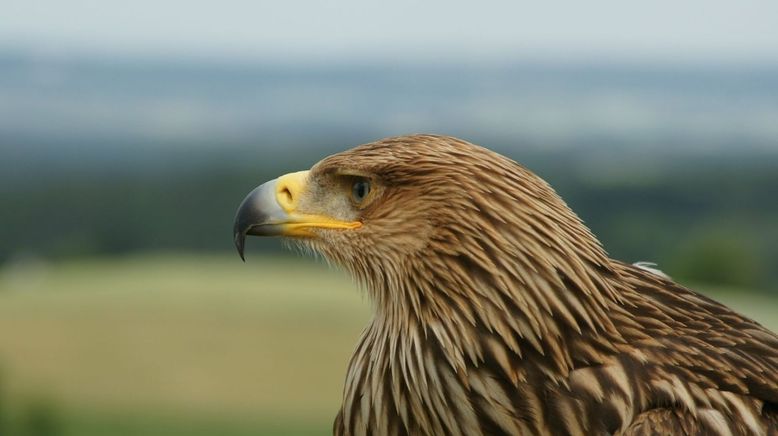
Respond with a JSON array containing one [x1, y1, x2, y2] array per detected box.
[[2, 136, 777, 293]]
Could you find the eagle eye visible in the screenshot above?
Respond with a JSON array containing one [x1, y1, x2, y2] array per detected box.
[[351, 179, 371, 204]]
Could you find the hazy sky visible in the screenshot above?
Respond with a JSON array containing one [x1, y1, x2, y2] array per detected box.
[[3, 0, 778, 63]]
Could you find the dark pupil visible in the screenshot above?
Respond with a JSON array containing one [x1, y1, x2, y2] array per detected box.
[[352, 180, 370, 202]]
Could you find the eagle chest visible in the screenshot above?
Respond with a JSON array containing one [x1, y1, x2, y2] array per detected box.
[[334, 329, 577, 436]]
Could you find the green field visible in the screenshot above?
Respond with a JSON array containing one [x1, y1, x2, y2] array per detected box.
[[0, 254, 775, 435]]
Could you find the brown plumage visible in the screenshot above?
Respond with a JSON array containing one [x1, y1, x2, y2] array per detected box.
[[233, 134, 778, 435]]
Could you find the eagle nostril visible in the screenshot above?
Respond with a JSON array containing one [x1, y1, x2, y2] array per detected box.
[[274, 170, 309, 212], [281, 186, 292, 203], [277, 181, 296, 211]]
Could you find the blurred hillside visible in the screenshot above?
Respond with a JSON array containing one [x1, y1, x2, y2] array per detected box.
[[0, 255, 772, 435], [1, 52, 777, 291]]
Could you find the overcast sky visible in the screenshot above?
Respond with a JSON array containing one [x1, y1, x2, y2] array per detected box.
[[2, 0, 778, 63]]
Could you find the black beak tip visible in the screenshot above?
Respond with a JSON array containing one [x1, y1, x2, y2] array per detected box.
[[234, 182, 275, 262], [233, 227, 247, 262]]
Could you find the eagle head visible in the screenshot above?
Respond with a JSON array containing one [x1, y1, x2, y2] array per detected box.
[[234, 135, 609, 304]]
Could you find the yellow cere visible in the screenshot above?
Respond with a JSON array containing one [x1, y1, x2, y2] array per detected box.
[[274, 170, 362, 237]]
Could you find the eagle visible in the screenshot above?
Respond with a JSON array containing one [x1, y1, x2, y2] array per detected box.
[[233, 135, 778, 436]]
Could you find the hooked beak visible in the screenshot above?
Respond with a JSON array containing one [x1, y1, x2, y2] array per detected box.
[[232, 170, 361, 260]]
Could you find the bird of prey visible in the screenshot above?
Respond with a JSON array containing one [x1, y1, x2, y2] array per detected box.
[[233, 135, 778, 436]]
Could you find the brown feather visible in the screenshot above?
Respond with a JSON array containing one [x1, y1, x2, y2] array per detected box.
[[290, 135, 778, 436]]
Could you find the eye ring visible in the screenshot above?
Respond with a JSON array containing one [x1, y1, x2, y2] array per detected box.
[[351, 179, 371, 204]]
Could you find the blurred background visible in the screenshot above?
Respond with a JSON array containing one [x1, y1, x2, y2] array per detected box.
[[1, 1, 777, 434]]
